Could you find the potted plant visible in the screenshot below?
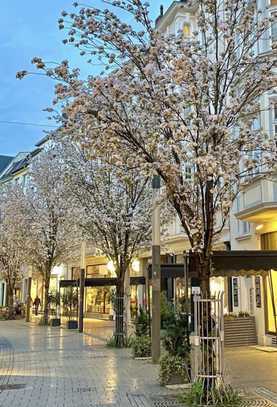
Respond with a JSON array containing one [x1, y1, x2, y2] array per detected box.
[[49, 290, 61, 327], [62, 288, 78, 329], [132, 335, 151, 358], [159, 310, 190, 386]]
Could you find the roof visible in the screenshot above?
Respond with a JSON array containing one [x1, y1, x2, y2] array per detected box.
[[35, 135, 50, 147], [0, 155, 14, 174], [0, 148, 41, 182], [155, 0, 197, 32], [155, 1, 180, 26]]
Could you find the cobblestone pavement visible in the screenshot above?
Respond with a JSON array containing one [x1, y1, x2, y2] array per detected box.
[[225, 347, 277, 402], [1, 320, 277, 407], [0, 320, 171, 407]]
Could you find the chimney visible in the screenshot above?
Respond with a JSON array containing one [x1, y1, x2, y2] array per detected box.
[[160, 5, 164, 16]]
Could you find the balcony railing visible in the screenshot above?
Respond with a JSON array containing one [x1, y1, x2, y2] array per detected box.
[[236, 177, 277, 223]]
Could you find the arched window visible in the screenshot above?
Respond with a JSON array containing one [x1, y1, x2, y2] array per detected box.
[[183, 23, 191, 37]]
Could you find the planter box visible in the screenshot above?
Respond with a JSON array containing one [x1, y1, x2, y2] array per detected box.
[[50, 318, 61, 327], [166, 373, 186, 385], [67, 320, 78, 329]]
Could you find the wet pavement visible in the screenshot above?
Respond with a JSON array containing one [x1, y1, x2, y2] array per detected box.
[[0, 320, 277, 406], [225, 347, 277, 396], [0, 320, 167, 407]]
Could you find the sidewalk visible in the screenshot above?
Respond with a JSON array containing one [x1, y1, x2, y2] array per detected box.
[[225, 347, 277, 396], [1, 320, 277, 406], [0, 320, 173, 407]]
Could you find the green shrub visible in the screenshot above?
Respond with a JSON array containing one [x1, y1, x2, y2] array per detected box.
[[180, 380, 243, 406], [132, 335, 151, 358], [106, 334, 134, 348], [61, 289, 78, 320], [160, 292, 175, 329], [125, 335, 135, 348], [162, 311, 190, 358], [106, 335, 118, 347], [135, 307, 149, 337], [159, 353, 190, 386], [238, 311, 250, 318]]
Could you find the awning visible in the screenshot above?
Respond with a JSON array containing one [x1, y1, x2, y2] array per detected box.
[[148, 264, 186, 279], [148, 251, 277, 279], [59, 276, 145, 288], [211, 250, 277, 277]]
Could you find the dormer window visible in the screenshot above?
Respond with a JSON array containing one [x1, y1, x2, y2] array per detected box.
[[183, 23, 191, 37], [175, 17, 191, 37]]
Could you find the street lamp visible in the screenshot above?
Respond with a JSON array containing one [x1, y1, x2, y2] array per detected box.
[[79, 241, 86, 333]]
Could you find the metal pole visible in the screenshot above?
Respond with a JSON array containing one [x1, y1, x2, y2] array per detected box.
[[25, 277, 32, 322], [79, 269, 85, 333], [151, 175, 161, 363], [79, 241, 86, 333]]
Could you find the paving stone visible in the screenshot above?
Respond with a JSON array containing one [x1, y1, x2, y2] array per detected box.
[[0, 320, 168, 407]]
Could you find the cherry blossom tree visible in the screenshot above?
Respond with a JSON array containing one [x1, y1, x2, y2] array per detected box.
[[59, 141, 152, 346], [0, 186, 28, 318], [15, 148, 80, 325], [17, 0, 277, 296]]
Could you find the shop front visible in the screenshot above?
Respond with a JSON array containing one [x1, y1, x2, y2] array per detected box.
[[260, 233, 277, 338], [212, 251, 277, 345]]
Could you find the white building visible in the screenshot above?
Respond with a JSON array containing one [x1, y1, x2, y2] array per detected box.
[[149, 0, 277, 346]]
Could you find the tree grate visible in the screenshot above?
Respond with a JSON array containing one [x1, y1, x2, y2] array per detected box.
[[150, 396, 182, 407], [0, 384, 26, 391], [255, 387, 277, 405], [241, 400, 276, 407]]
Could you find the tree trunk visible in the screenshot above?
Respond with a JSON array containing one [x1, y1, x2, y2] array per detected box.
[[195, 252, 216, 397], [7, 284, 15, 320], [43, 275, 50, 325], [114, 282, 125, 347], [124, 269, 131, 337]]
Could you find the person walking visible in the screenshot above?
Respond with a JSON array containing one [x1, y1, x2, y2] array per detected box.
[[33, 296, 41, 316]]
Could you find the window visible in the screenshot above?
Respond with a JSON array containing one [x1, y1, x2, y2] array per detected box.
[[242, 221, 250, 234], [184, 164, 192, 180], [232, 277, 239, 307], [271, 102, 277, 137], [271, 11, 277, 45], [183, 23, 191, 37], [174, 18, 191, 37]]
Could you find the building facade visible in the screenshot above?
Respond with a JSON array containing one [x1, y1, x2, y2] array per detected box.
[[145, 0, 277, 346]]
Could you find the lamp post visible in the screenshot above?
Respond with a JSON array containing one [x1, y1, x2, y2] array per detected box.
[[79, 241, 86, 333], [151, 175, 161, 363], [25, 266, 32, 323]]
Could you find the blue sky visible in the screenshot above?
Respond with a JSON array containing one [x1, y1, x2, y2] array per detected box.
[[0, 1, 171, 156]]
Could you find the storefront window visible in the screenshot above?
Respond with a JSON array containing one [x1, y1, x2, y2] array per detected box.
[[85, 287, 112, 315], [266, 271, 277, 334], [261, 232, 277, 334]]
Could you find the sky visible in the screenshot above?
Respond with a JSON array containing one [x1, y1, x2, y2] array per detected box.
[[0, 0, 172, 157]]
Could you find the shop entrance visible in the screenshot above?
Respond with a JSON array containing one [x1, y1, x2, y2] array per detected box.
[[85, 286, 113, 318], [60, 276, 146, 321]]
